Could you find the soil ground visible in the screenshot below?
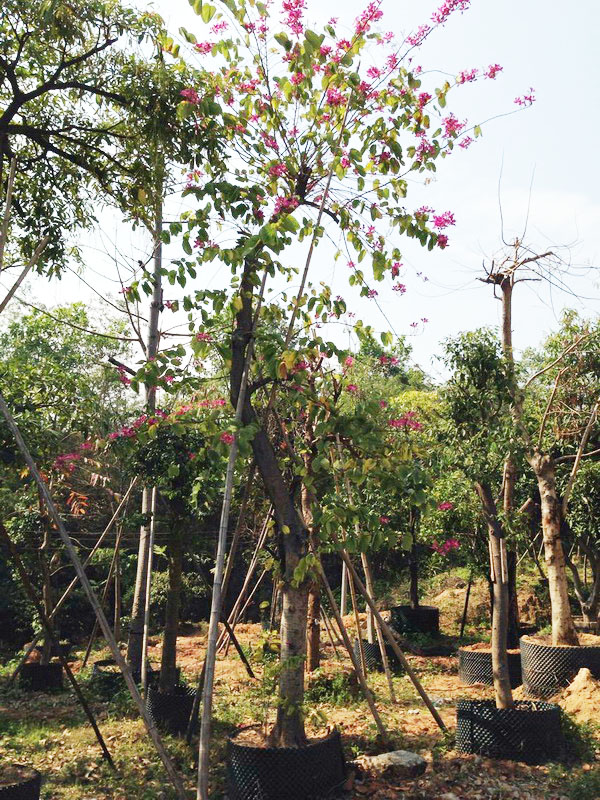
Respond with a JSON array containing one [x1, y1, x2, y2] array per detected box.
[[1, 608, 600, 799]]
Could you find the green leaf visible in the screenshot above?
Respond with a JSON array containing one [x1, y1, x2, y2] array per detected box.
[[201, 3, 216, 22]]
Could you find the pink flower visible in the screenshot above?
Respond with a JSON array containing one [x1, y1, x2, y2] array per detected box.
[[379, 516, 390, 524], [282, 0, 306, 36], [355, 2, 383, 35], [196, 332, 212, 342], [180, 88, 200, 103], [117, 366, 131, 386], [326, 87, 345, 106], [458, 136, 474, 149], [340, 156, 351, 168], [291, 71, 305, 85], [379, 400, 388, 408], [456, 68, 478, 84], [443, 114, 465, 137], [514, 88, 536, 106], [320, 44, 332, 57], [220, 432, 235, 445], [346, 384, 359, 393], [391, 261, 402, 278], [163, 375, 174, 384], [418, 92, 432, 108], [485, 63, 503, 80], [437, 234, 449, 249], [367, 289, 378, 298], [344, 356, 355, 368], [406, 24, 431, 46], [194, 42, 213, 55], [431, 0, 470, 25], [433, 211, 455, 229], [438, 501, 454, 511], [273, 195, 299, 216], [269, 162, 288, 177], [392, 283, 406, 294], [367, 66, 383, 80]]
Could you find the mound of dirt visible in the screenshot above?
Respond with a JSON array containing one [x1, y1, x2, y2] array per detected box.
[[553, 667, 600, 723]]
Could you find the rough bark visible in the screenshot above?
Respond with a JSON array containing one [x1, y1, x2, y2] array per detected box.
[[475, 482, 514, 709], [528, 452, 579, 646], [159, 525, 183, 693], [306, 584, 321, 673], [231, 256, 309, 747]]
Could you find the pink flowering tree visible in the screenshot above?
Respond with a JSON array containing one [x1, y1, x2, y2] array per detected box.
[[125, 0, 526, 745]]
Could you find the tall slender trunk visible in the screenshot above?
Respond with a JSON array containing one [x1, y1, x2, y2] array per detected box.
[[159, 525, 183, 693], [529, 452, 578, 645], [475, 482, 514, 709], [127, 197, 163, 673], [231, 255, 308, 747], [409, 512, 419, 610], [39, 525, 53, 665]]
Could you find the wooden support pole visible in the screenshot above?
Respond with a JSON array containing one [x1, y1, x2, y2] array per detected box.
[[142, 487, 158, 696], [0, 521, 116, 770], [348, 564, 367, 678], [329, 530, 447, 733], [459, 570, 474, 641], [0, 392, 187, 800], [9, 478, 137, 683], [320, 608, 341, 661], [317, 560, 389, 745], [361, 552, 396, 704], [81, 523, 126, 669]]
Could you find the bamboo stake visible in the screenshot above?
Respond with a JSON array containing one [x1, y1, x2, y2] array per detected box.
[[0, 521, 116, 770], [10, 478, 138, 683], [0, 392, 187, 800], [320, 608, 342, 661], [114, 534, 122, 641], [361, 552, 396, 704], [459, 570, 474, 641], [329, 529, 447, 732], [217, 511, 271, 651], [0, 236, 50, 315], [142, 487, 158, 696], [317, 560, 389, 745], [220, 465, 256, 602], [197, 267, 269, 800], [340, 562, 348, 616], [81, 523, 126, 667], [348, 565, 368, 678], [0, 157, 16, 272]]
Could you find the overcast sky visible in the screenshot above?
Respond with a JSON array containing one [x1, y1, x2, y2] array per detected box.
[[25, 0, 600, 380]]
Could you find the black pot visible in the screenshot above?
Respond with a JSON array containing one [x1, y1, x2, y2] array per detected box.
[[390, 605, 439, 636], [353, 639, 403, 673], [0, 764, 41, 799], [34, 641, 71, 660], [456, 699, 563, 764], [521, 635, 600, 698], [147, 684, 197, 736], [20, 663, 63, 692], [90, 659, 160, 696], [458, 647, 522, 689], [227, 727, 346, 800]]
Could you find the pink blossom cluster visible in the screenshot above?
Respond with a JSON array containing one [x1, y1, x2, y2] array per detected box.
[[326, 87, 345, 106], [367, 289, 378, 298], [355, 2, 383, 35], [433, 210, 455, 229], [268, 162, 288, 177], [406, 24, 431, 47], [438, 501, 454, 510], [388, 412, 422, 430], [220, 432, 235, 445], [282, 0, 306, 36], [211, 21, 228, 34], [443, 113, 465, 137], [291, 71, 305, 85], [437, 234, 449, 248], [432, 538, 459, 555], [392, 283, 406, 293], [194, 42, 214, 55], [431, 0, 470, 26], [485, 63, 503, 79], [379, 355, 400, 366], [261, 133, 279, 151], [273, 195, 299, 216], [391, 262, 402, 278], [346, 384, 359, 393], [117, 366, 131, 386], [514, 88, 536, 106], [180, 88, 200, 103], [458, 136, 473, 149], [195, 332, 212, 342], [379, 515, 390, 524], [456, 68, 478, 84]]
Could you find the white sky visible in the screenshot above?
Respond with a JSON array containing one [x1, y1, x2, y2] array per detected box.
[[24, 0, 600, 381]]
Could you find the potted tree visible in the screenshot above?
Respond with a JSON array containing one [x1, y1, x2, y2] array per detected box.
[[444, 330, 563, 762], [163, 0, 524, 793]]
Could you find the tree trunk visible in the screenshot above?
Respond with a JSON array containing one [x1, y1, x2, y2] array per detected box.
[[127, 486, 152, 674], [39, 523, 53, 665], [231, 255, 309, 748], [529, 452, 579, 646], [127, 197, 163, 673], [159, 526, 183, 693], [306, 583, 321, 672], [409, 511, 419, 610], [506, 550, 520, 649], [475, 482, 514, 709]]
